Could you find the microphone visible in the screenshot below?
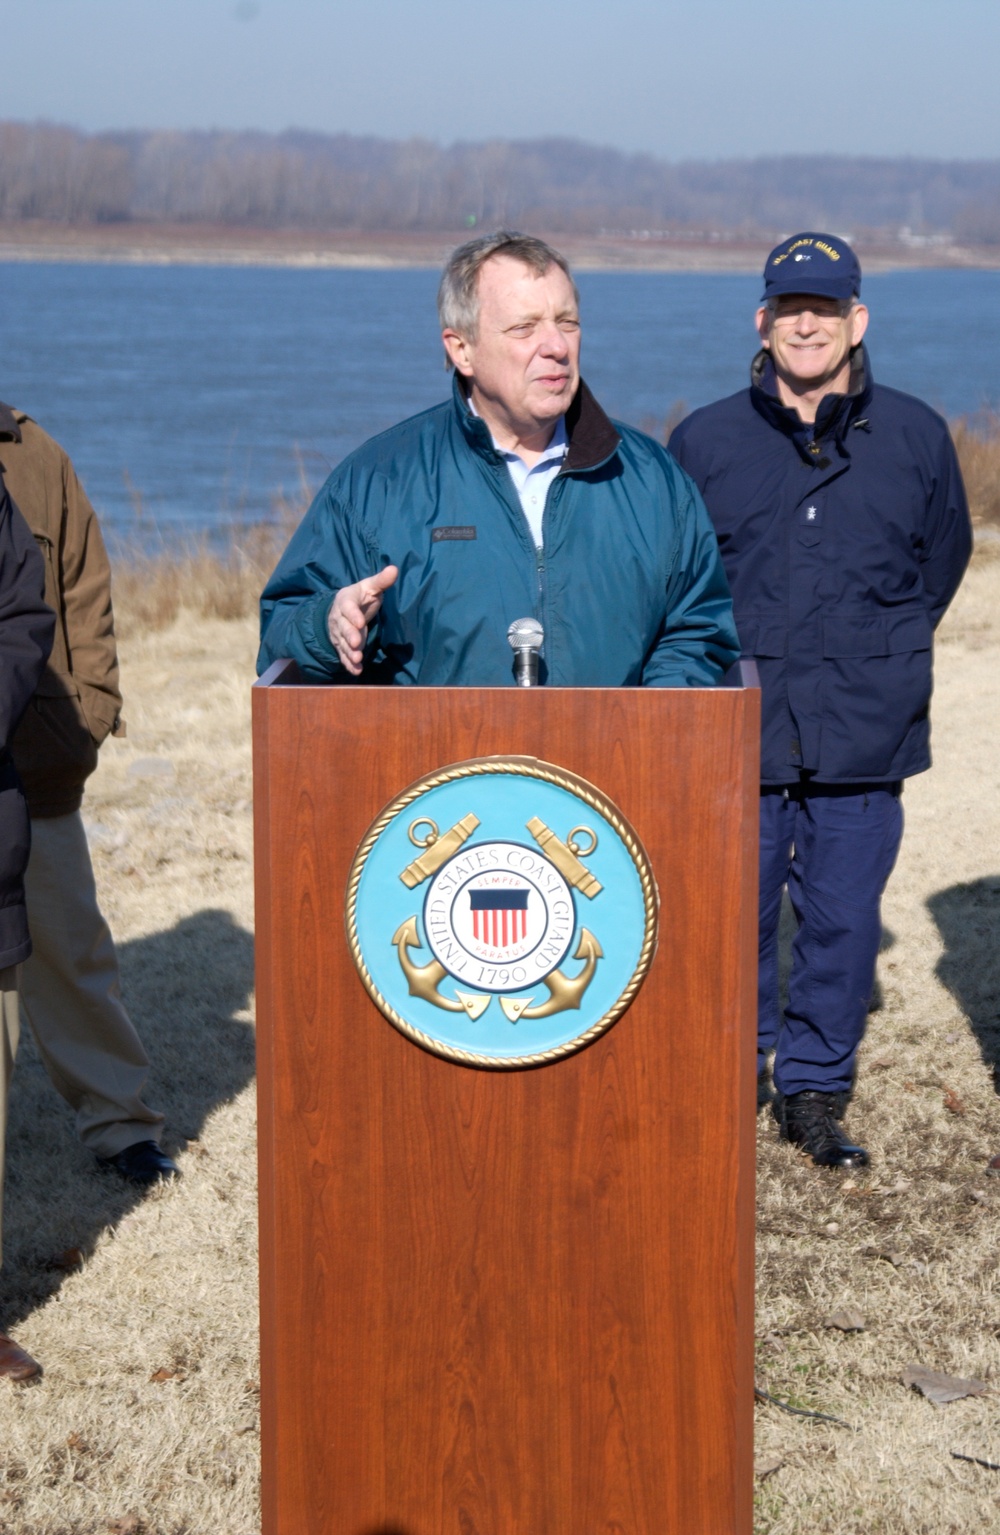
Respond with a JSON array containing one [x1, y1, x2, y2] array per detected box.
[[507, 617, 544, 687]]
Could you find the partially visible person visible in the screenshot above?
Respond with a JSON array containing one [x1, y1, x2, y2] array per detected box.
[[0, 472, 54, 1380], [0, 404, 178, 1187], [670, 232, 972, 1169]]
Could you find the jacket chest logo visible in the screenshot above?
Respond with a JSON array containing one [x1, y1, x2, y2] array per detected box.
[[432, 525, 477, 542], [796, 498, 823, 547]]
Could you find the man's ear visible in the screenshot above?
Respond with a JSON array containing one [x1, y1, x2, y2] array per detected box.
[[442, 329, 473, 376], [850, 303, 870, 347], [755, 306, 771, 350]]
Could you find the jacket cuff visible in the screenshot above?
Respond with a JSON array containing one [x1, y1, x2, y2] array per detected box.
[[307, 593, 381, 674], [309, 595, 341, 665], [78, 684, 122, 745]]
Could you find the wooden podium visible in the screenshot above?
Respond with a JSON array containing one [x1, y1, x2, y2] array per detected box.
[[253, 668, 759, 1535]]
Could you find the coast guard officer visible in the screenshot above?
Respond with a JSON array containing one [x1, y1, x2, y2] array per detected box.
[[670, 232, 972, 1168]]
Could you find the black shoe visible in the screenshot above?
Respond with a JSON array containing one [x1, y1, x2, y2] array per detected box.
[[98, 1140, 180, 1186], [757, 1066, 773, 1112], [775, 1091, 869, 1169]]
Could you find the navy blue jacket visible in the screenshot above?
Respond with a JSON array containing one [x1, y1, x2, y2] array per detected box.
[[259, 378, 738, 688], [669, 348, 972, 783], [0, 478, 54, 968]]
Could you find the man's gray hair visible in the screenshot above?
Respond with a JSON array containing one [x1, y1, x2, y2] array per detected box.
[[437, 230, 578, 340]]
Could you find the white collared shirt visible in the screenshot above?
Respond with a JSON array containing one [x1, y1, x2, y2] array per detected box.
[[470, 403, 568, 549]]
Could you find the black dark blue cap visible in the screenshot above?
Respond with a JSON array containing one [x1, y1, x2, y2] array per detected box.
[[762, 232, 861, 302]]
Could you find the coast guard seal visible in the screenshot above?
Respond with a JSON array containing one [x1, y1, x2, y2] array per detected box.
[[346, 757, 658, 1067]]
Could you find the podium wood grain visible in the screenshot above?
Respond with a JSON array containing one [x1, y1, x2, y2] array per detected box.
[[253, 680, 758, 1535]]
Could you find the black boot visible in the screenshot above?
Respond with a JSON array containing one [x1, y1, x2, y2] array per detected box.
[[776, 1090, 869, 1168]]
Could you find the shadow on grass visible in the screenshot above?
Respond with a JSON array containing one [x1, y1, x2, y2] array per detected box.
[[0, 907, 255, 1331], [928, 876, 1000, 1089]]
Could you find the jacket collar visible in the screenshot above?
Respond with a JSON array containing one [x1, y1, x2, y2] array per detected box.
[[749, 344, 873, 463], [0, 401, 22, 443], [453, 374, 620, 474]]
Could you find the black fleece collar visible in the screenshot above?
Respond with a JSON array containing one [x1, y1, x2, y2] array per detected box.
[[0, 402, 22, 443], [454, 375, 620, 474], [750, 344, 873, 463]]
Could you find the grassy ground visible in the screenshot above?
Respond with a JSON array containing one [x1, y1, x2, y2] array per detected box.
[[755, 546, 1000, 1534], [0, 616, 259, 1535], [0, 544, 997, 1533]]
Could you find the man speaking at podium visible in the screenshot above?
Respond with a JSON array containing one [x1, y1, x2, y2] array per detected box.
[[258, 231, 737, 688]]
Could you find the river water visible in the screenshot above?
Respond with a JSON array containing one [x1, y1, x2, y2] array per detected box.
[[2, 263, 998, 547]]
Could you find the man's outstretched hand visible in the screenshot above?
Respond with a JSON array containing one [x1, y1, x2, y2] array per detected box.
[[327, 565, 399, 675]]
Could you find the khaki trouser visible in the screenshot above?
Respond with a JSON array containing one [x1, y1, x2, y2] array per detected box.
[[0, 964, 19, 1268], [20, 812, 163, 1159]]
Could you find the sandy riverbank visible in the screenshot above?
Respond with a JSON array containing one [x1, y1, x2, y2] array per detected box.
[[2, 219, 1000, 273]]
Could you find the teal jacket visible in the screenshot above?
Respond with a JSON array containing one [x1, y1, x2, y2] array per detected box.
[[258, 379, 738, 688]]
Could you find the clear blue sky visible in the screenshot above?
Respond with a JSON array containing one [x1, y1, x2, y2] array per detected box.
[[1, 0, 997, 160]]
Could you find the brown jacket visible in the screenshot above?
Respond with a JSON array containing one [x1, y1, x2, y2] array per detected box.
[[0, 403, 123, 818]]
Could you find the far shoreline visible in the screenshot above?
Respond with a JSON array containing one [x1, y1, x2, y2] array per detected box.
[[3, 220, 1000, 274]]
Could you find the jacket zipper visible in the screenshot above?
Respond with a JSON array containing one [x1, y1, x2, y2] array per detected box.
[[536, 474, 568, 666], [489, 457, 560, 676]]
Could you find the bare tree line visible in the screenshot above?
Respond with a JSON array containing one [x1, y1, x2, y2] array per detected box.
[[2, 121, 1000, 241]]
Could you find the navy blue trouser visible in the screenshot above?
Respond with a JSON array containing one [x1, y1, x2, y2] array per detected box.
[[758, 781, 904, 1097]]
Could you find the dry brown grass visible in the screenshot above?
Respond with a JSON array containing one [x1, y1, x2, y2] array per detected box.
[[756, 543, 1000, 1533], [0, 429, 313, 1530], [0, 613, 260, 1535], [953, 415, 1000, 529], [111, 473, 310, 639], [0, 532, 997, 1532], [111, 526, 285, 639]]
